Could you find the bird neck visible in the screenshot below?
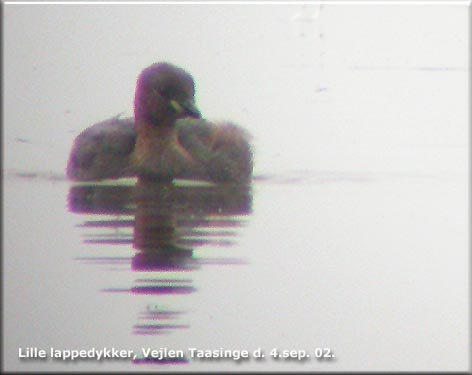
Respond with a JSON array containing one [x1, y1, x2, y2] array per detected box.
[[135, 119, 178, 149]]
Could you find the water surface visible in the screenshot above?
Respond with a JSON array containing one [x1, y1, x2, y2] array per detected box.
[[3, 2, 469, 372]]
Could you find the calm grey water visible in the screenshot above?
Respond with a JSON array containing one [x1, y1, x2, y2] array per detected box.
[[3, 3, 469, 372]]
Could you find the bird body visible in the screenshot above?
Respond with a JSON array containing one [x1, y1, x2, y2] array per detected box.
[[67, 62, 253, 184], [66, 116, 136, 181]]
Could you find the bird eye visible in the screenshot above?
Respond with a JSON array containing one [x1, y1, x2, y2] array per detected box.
[[153, 87, 162, 95], [156, 87, 171, 98]]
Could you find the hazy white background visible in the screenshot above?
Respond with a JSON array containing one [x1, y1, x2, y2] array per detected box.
[[4, 3, 468, 177], [3, 2, 470, 372]]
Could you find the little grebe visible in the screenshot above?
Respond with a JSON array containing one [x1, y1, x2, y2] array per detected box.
[[66, 62, 253, 184]]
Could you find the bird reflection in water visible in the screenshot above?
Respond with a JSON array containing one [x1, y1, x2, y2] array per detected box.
[[67, 180, 252, 337]]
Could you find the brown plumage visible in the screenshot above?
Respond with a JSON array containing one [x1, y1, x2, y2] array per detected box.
[[66, 62, 253, 184]]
